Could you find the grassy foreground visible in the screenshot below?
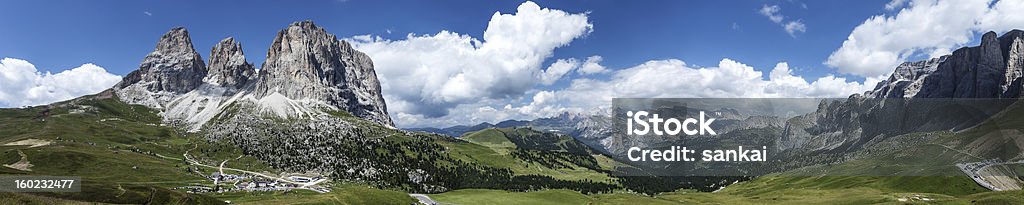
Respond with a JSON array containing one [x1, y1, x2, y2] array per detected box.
[[209, 184, 415, 205], [431, 176, 1024, 205], [0, 94, 417, 204]]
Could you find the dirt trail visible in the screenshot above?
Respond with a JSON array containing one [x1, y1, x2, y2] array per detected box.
[[4, 139, 52, 148], [3, 150, 33, 171]]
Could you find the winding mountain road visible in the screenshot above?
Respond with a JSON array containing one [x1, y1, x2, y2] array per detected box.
[[182, 144, 328, 190]]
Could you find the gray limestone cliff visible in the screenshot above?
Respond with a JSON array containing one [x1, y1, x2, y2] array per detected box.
[[250, 21, 393, 126], [778, 30, 1024, 153], [114, 27, 208, 108], [870, 30, 1024, 98], [205, 37, 255, 89]]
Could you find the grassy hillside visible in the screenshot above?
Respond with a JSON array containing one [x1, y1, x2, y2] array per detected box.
[[462, 128, 516, 148], [429, 178, 1024, 205], [0, 93, 224, 204], [0, 92, 414, 204], [453, 127, 620, 182], [429, 189, 691, 205], [427, 100, 1024, 204], [656, 176, 1024, 204], [209, 184, 415, 204], [0, 93, 619, 203]]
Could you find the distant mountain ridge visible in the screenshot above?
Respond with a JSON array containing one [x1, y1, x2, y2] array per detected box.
[[407, 110, 619, 153], [113, 20, 393, 129], [870, 30, 1024, 98], [778, 30, 1024, 153], [406, 112, 584, 137]]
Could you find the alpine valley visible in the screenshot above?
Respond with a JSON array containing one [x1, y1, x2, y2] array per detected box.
[[2, 21, 1024, 205]]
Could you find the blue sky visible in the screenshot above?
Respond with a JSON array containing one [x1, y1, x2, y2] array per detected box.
[[2, 0, 1020, 127], [2, 0, 888, 80]]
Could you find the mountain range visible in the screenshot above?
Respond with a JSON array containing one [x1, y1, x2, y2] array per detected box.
[[105, 20, 634, 194], [114, 20, 393, 132]]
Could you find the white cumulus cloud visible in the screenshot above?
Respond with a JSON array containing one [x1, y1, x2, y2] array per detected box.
[[760, 5, 784, 23], [538, 55, 608, 85], [0, 58, 121, 107], [885, 0, 911, 10], [395, 58, 874, 128], [784, 21, 807, 36], [759, 4, 807, 37], [539, 58, 579, 85], [348, 1, 592, 118], [826, 0, 1024, 78], [578, 55, 609, 74], [547, 59, 873, 113]]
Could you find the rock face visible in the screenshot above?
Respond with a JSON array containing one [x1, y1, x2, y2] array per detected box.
[[113, 21, 394, 128], [251, 21, 392, 126], [116, 27, 207, 93], [869, 56, 945, 98], [870, 30, 1024, 98], [780, 30, 1024, 153], [205, 37, 255, 88], [1001, 30, 1024, 97], [115, 27, 208, 108]]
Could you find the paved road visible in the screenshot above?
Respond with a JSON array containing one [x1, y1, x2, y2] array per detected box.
[[409, 194, 438, 205], [957, 159, 1024, 191], [182, 145, 329, 192]]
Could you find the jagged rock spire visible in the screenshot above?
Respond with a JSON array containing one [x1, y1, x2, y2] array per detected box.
[[205, 37, 254, 88], [116, 27, 207, 93]]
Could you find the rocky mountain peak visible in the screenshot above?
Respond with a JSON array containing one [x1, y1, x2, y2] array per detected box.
[[982, 31, 999, 44], [114, 27, 208, 108], [205, 37, 255, 88], [251, 20, 393, 126], [154, 27, 198, 56]]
